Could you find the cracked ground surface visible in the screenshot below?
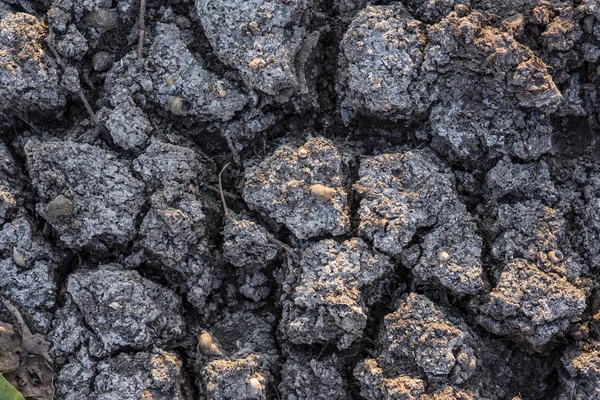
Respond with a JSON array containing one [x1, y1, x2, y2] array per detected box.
[[3, 0, 600, 399]]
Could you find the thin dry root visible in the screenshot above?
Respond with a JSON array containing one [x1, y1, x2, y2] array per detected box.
[[138, 0, 146, 58], [47, 39, 101, 128], [219, 162, 232, 219]]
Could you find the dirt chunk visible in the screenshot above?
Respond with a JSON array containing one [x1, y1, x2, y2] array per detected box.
[[56, 347, 183, 400], [471, 258, 587, 349], [222, 215, 280, 301], [404, 0, 455, 23], [339, 6, 562, 161], [381, 293, 477, 381], [59, 265, 184, 357], [244, 137, 350, 239], [55, 345, 95, 400], [355, 358, 426, 400], [279, 354, 350, 400], [133, 138, 207, 191], [355, 149, 485, 294], [25, 140, 145, 249], [139, 183, 208, 268], [210, 310, 279, 366], [93, 350, 183, 399], [196, 0, 310, 97], [0, 12, 66, 114], [0, 143, 19, 224], [338, 5, 429, 122], [421, 386, 476, 400], [223, 215, 279, 270], [100, 93, 151, 151], [559, 342, 600, 399], [148, 23, 249, 121], [484, 158, 557, 205], [355, 292, 521, 398], [200, 354, 270, 400], [280, 238, 392, 349], [56, 24, 88, 61], [579, 172, 600, 269], [0, 217, 59, 333], [488, 200, 567, 264]]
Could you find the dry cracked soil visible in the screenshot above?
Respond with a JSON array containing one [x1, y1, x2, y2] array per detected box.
[[3, 0, 600, 399]]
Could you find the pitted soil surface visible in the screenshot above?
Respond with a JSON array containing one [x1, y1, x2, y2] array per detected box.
[[3, 1, 600, 399]]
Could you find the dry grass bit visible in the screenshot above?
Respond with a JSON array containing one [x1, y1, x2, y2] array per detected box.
[[376, 218, 388, 230], [138, 0, 147, 58], [219, 163, 232, 219]]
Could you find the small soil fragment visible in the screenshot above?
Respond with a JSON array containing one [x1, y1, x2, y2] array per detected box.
[[280, 237, 391, 349], [244, 137, 351, 239], [26, 140, 145, 250], [55, 265, 184, 357]]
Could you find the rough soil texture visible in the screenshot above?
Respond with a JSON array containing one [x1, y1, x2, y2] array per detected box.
[[3, 0, 600, 399]]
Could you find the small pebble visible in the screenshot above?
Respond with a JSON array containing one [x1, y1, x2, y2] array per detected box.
[[249, 89, 259, 107], [213, 81, 227, 98], [376, 218, 388, 230], [310, 184, 336, 202], [297, 148, 308, 158], [248, 58, 266, 70], [108, 301, 123, 311], [437, 250, 450, 262], [143, 58, 156, 72], [87, 8, 118, 30], [454, 4, 470, 17], [548, 250, 564, 263], [91, 51, 113, 72], [12, 248, 25, 267], [45, 194, 73, 220], [167, 96, 191, 115], [198, 331, 222, 357], [247, 377, 264, 399]]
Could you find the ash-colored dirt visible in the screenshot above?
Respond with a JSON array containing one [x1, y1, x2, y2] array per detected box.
[[2, 0, 600, 399]]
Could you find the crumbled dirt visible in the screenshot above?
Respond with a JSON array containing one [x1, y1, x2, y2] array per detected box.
[[3, 0, 600, 399]]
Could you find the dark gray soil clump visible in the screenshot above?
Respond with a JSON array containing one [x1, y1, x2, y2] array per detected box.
[[2, 0, 600, 399]]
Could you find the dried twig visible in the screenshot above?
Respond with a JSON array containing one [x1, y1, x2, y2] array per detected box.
[[2, 113, 28, 142], [271, 381, 281, 400], [46, 36, 101, 128], [201, 183, 239, 202], [218, 162, 232, 219], [224, 133, 241, 165], [316, 342, 328, 360], [138, 0, 147, 58]]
